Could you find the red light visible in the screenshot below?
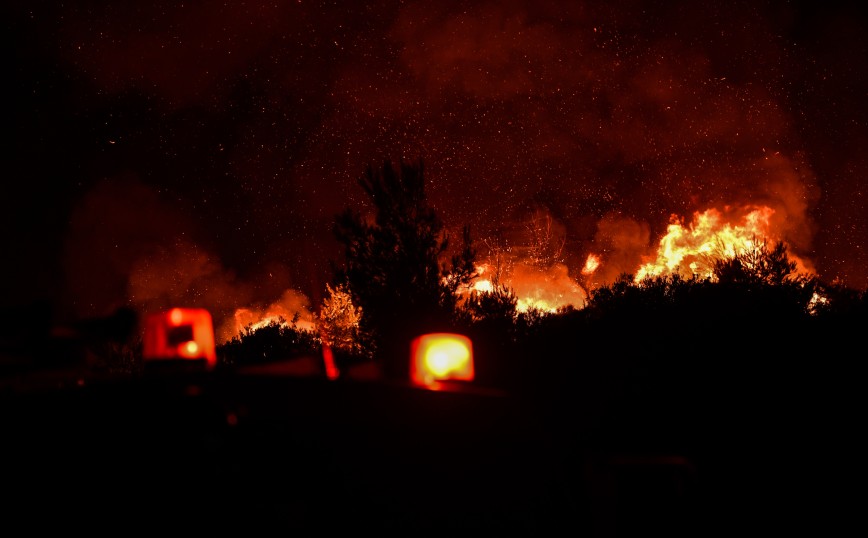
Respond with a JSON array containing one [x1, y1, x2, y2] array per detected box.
[[169, 307, 184, 325], [322, 343, 340, 380], [410, 333, 474, 387], [142, 308, 217, 369]]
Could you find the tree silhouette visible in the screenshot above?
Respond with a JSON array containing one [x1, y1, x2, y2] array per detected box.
[[217, 315, 321, 367], [711, 238, 802, 287], [332, 159, 476, 380]]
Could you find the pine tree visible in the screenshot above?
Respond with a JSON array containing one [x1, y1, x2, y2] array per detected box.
[[332, 159, 476, 380]]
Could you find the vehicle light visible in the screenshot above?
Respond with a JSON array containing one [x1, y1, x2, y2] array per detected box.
[[143, 307, 217, 370], [410, 333, 474, 387]]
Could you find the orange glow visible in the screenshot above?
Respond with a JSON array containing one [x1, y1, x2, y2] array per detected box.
[[582, 253, 600, 275], [466, 263, 495, 294], [180, 340, 200, 357], [322, 343, 340, 380], [462, 262, 588, 314], [472, 278, 494, 293], [511, 263, 587, 313], [233, 310, 318, 334], [228, 205, 815, 348], [635, 206, 788, 282], [456, 203, 819, 315], [227, 288, 318, 343], [410, 333, 474, 387], [142, 307, 217, 369]]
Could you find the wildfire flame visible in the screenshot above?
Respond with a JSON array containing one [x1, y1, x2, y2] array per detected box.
[[634, 205, 811, 282], [468, 264, 496, 294], [459, 203, 813, 314], [231, 203, 815, 340], [582, 254, 600, 276], [510, 263, 587, 313], [228, 289, 317, 341], [460, 262, 587, 313]]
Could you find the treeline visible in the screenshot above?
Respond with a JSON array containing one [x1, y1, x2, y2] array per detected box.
[[216, 159, 867, 397]]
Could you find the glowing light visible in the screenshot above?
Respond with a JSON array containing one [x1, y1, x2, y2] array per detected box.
[[410, 333, 474, 387], [463, 263, 495, 293], [472, 279, 493, 293], [233, 305, 317, 336], [635, 206, 777, 282], [461, 261, 587, 314], [516, 296, 557, 313], [181, 340, 199, 357], [582, 254, 600, 275], [322, 343, 340, 380], [808, 292, 828, 315], [142, 308, 217, 369]]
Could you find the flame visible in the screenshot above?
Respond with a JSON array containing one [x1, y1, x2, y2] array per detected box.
[[463, 203, 813, 315], [468, 264, 496, 293], [582, 254, 600, 275], [228, 288, 317, 341], [463, 261, 588, 313], [231, 204, 815, 337], [636, 205, 785, 281], [233, 309, 317, 334], [471, 278, 494, 294]]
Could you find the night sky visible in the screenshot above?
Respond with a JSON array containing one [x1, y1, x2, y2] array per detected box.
[[5, 1, 867, 341]]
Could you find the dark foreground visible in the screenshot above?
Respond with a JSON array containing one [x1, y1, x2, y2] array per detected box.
[[1, 361, 862, 536]]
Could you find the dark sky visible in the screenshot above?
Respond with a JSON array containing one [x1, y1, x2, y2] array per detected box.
[[5, 1, 867, 341]]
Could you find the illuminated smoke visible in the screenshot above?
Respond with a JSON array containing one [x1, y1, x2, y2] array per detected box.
[[63, 176, 314, 343], [230, 288, 317, 341], [510, 262, 588, 312], [587, 213, 652, 287], [43, 1, 868, 334]]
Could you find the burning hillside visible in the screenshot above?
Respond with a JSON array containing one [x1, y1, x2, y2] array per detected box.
[[453, 201, 816, 318], [633, 205, 814, 282], [227, 289, 318, 343], [227, 201, 817, 343]]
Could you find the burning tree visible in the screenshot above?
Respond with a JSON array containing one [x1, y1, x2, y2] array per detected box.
[[711, 238, 804, 287], [332, 159, 476, 380], [317, 282, 369, 360]]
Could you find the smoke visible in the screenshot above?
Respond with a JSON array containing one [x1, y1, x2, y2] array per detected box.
[[63, 176, 315, 342], [229, 288, 317, 342], [381, 0, 829, 286], [58, 2, 305, 108], [510, 262, 588, 311], [19, 0, 865, 327], [754, 152, 820, 258], [393, 2, 566, 101], [589, 214, 652, 286]]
